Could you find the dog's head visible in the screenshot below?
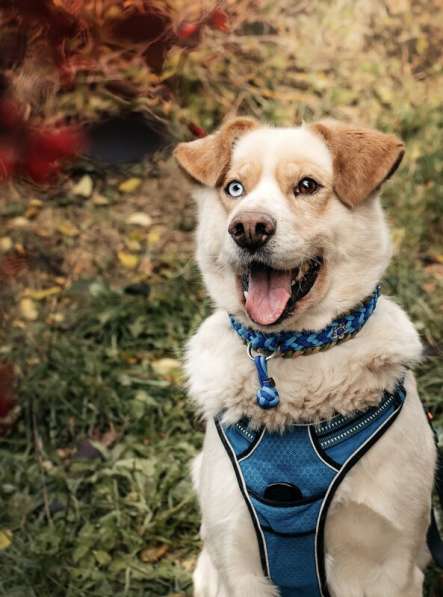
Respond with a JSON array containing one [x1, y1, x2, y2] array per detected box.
[[174, 118, 404, 330]]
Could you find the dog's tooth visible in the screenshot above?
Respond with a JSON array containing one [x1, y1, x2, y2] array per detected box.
[[243, 290, 248, 299]]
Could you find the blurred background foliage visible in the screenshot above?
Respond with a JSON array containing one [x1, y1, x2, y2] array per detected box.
[[0, 0, 442, 595]]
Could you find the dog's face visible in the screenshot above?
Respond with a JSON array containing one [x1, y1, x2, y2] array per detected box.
[[175, 118, 404, 330]]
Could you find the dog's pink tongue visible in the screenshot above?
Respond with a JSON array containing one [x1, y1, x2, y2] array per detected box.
[[246, 268, 292, 325]]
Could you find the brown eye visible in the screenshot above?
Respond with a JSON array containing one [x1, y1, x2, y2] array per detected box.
[[294, 177, 320, 196]]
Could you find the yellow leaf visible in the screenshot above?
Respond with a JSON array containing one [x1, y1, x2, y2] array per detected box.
[[119, 177, 142, 193], [9, 217, 30, 229], [20, 298, 38, 321], [57, 222, 80, 237], [147, 228, 162, 247], [92, 193, 109, 206], [125, 239, 142, 252], [24, 287, 62, 301], [391, 227, 405, 254], [126, 212, 152, 227], [72, 175, 93, 198], [47, 313, 64, 325], [0, 530, 12, 551], [152, 358, 181, 379], [117, 251, 139, 269], [181, 556, 197, 572], [0, 237, 12, 252]]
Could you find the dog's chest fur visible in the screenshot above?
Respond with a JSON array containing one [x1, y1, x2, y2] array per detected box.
[[186, 296, 422, 430]]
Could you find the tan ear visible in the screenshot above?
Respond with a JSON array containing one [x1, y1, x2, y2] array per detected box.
[[173, 117, 258, 187], [310, 120, 405, 207]]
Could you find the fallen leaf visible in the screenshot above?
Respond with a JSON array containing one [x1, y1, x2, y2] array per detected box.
[[19, 298, 38, 321], [72, 175, 93, 197], [147, 227, 163, 247], [0, 237, 13, 252], [425, 264, 443, 280], [94, 550, 112, 566], [0, 530, 12, 551], [25, 206, 41, 219], [92, 193, 109, 206], [139, 544, 169, 563], [391, 227, 405, 254], [151, 358, 181, 379], [24, 287, 61, 300], [118, 177, 142, 193], [138, 256, 153, 276], [74, 439, 103, 461], [181, 555, 197, 572], [57, 221, 80, 237], [126, 212, 152, 227], [117, 251, 139, 269], [57, 447, 74, 460], [47, 313, 65, 325], [125, 239, 142, 252], [8, 217, 29, 229]]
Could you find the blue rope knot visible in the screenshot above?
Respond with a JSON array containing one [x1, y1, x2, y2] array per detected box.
[[254, 355, 279, 409]]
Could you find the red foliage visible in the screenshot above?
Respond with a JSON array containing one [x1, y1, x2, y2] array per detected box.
[[1, 0, 82, 49], [188, 122, 207, 138], [0, 1, 232, 182], [0, 96, 87, 183], [110, 9, 172, 44], [0, 253, 28, 279], [0, 363, 15, 420], [209, 8, 230, 32], [0, 146, 17, 180], [177, 21, 202, 41], [0, 98, 24, 129]]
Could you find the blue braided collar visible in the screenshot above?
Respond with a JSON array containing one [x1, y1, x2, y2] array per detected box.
[[229, 286, 381, 357]]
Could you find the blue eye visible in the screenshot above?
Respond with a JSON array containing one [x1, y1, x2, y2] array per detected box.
[[225, 180, 245, 198]]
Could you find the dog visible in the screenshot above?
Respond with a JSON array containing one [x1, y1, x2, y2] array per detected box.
[[174, 117, 437, 597]]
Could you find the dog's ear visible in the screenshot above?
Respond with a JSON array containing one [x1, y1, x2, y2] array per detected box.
[[174, 117, 258, 187], [310, 120, 405, 207]]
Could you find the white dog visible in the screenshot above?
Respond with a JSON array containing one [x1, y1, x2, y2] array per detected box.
[[174, 117, 437, 597]]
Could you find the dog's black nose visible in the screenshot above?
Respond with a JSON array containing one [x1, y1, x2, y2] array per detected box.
[[228, 211, 276, 251]]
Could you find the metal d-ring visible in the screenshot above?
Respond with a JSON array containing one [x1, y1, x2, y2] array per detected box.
[[247, 343, 278, 361]]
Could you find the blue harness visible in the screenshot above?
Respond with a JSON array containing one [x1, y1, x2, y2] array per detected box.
[[216, 384, 406, 597], [216, 288, 408, 596]]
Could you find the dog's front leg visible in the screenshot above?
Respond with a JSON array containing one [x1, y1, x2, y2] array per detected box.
[[193, 548, 229, 597], [193, 421, 279, 597]]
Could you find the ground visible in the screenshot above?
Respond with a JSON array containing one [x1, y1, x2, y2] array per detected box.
[[0, 1, 442, 595]]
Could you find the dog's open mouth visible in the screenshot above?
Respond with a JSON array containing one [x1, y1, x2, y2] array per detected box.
[[239, 257, 323, 326]]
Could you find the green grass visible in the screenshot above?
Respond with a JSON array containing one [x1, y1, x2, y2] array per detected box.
[[0, 266, 209, 596]]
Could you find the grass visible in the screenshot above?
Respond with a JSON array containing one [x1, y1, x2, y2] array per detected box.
[[0, 0, 442, 595], [0, 267, 209, 596]]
